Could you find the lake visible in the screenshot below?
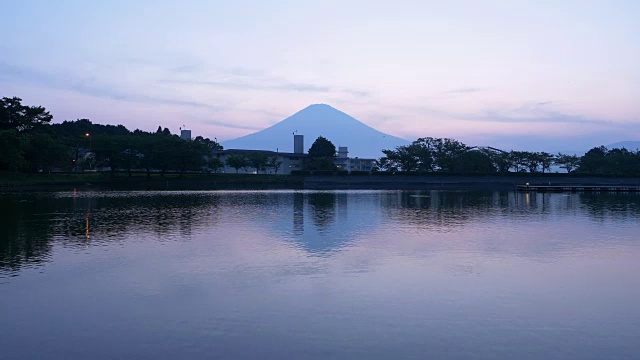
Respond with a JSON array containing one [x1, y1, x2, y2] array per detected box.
[[1, 190, 639, 359]]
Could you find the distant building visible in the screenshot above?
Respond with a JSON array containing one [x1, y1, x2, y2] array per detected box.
[[214, 135, 376, 174], [348, 157, 376, 171], [334, 146, 349, 170], [214, 149, 306, 174], [333, 146, 376, 172], [180, 129, 191, 141]]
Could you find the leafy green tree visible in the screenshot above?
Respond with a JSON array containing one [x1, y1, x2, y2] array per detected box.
[[194, 136, 223, 151], [410, 138, 438, 171], [225, 154, 249, 173], [555, 153, 581, 173], [521, 151, 541, 173], [120, 147, 142, 176], [379, 144, 423, 172], [606, 148, 634, 174], [23, 130, 68, 172], [537, 152, 555, 174], [135, 132, 163, 177], [478, 148, 510, 173], [174, 138, 208, 175], [308, 136, 336, 158], [91, 134, 129, 172], [380, 137, 473, 173], [0, 129, 26, 171], [0, 97, 53, 132], [267, 157, 283, 174], [375, 156, 396, 172], [433, 138, 469, 172], [508, 151, 528, 172], [247, 153, 269, 174], [306, 136, 337, 170], [208, 158, 224, 173], [454, 150, 495, 173], [579, 146, 608, 174]]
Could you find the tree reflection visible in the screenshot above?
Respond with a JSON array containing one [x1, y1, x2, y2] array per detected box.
[[3, 190, 640, 276], [579, 193, 640, 220], [0, 191, 221, 276], [308, 192, 336, 232], [293, 192, 304, 236], [0, 195, 55, 274]]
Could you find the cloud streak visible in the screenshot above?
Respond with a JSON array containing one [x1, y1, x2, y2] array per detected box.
[[0, 62, 223, 110], [202, 120, 262, 131], [446, 87, 483, 94], [471, 102, 612, 125], [162, 66, 371, 97], [163, 78, 331, 93]]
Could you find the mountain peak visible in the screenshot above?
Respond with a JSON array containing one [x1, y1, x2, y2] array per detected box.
[[306, 103, 333, 108], [300, 103, 338, 112], [222, 104, 409, 157]]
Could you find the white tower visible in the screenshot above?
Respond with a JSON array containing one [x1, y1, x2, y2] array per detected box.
[[294, 134, 304, 154]]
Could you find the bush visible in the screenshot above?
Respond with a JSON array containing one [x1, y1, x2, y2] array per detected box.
[[349, 170, 370, 176], [290, 170, 311, 176], [311, 170, 334, 176]]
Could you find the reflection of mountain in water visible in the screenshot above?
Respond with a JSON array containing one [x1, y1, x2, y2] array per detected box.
[[286, 192, 366, 255], [254, 191, 370, 255], [2, 190, 640, 276]]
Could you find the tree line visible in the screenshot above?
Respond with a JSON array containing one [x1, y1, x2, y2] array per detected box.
[[3, 96, 640, 176], [377, 137, 640, 175], [1, 96, 223, 175]]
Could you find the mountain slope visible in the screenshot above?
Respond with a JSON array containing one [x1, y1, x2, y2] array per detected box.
[[222, 104, 409, 158], [606, 141, 640, 150]]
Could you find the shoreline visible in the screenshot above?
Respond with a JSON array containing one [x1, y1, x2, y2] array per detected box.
[[2, 173, 640, 192], [304, 174, 640, 191]]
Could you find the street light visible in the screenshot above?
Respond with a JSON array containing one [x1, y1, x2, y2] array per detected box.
[[85, 133, 92, 170]]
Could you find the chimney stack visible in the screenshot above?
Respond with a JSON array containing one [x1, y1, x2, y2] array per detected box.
[[294, 134, 304, 154]]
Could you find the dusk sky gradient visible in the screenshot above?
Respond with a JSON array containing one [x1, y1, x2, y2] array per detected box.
[[1, 0, 639, 152]]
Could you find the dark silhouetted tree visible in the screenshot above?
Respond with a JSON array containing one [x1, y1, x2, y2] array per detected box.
[[306, 136, 337, 170], [226, 154, 248, 173], [555, 153, 581, 173], [247, 152, 269, 174]]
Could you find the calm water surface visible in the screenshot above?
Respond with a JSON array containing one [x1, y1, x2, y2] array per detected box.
[[1, 190, 639, 359]]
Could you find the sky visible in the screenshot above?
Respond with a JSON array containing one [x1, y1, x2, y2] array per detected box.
[[1, 0, 639, 152]]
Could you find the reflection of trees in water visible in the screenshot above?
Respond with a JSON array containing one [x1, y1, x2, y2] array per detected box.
[[0, 192, 220, 275], [308, 192, 336, 232], [578, 193, 640, 220], [381, 191, 507, 231], [380, 191, 640, 231], [293, 192, 304, 236], [0, 195, 56, 274], [287, 191, 357, 255], [53, 194, 220, 241], [4, 190, 639, 275]]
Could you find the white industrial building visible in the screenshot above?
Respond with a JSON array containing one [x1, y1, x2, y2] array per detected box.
[[213, 134, 377, 174]]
